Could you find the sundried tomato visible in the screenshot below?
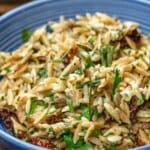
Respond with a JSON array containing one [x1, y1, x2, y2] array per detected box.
[[30, 138, 55, 148], [0, 108, 17, 133], [127, 29, 141, 43], [45, 116, 62, 124]]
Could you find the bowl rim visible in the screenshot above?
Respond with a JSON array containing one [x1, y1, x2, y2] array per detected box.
[[0, 0, 150, 22], [0, 0, 150, 149]]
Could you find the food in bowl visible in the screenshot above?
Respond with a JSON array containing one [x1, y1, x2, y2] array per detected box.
[[0, 13, 150, 149]]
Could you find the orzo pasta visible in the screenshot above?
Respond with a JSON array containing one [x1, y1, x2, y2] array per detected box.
[[0, 13, 150, 149]]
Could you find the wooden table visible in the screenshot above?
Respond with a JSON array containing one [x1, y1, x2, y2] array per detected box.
[[0, 0, 31, 15]]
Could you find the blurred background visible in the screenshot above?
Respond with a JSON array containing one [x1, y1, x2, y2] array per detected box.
[[0, 0, 31, 15]]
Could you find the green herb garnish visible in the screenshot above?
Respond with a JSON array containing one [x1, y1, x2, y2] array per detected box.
[[91, 129, 101, 137], [88, 37, 96, 45], [49, 39, 56, 44], [67, 100, 74, 113], [104, 132, 114, 137], [117, 29, 123, 38], [85, 56, 94, 69], [63, 132, 93, 150], [80, 105, 93, 120], [74, 67, 83, 75], [3, 66, 11, 73], [43, 103, 49, 108], [37, 67, 48, 78], [136, 99, 144, 106], [64, 134, 74, 150], [77, 44, 92, 51], [77, 78, 100, 89], [48, 127, 55, 134], [26, 100, 38, 117], [100, 44, 115, 67], [136, 92, 146, 106], [52, 58, 64, 63], [76, 144, 93, 150], [44, 92, 55, 101], [112, 69, 121, 96], [21, 28, 32, 42], [146, 80, 150, 86]]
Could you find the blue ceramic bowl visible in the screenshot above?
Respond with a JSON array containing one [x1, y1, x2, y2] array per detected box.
[[0, 0, 150, 149]]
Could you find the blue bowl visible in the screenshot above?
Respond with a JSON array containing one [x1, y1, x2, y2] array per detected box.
[[0, 0, 150, 149]]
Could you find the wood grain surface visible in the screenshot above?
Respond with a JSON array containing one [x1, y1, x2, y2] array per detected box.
[[0, 0, 31, 15]]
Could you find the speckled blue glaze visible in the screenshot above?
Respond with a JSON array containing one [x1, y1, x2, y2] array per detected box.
[[0, 0, 150, 149]]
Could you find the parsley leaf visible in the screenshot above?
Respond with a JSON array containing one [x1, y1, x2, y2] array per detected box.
[[136, 92, 146, 106], [100, 44, 115, 67], [141, 92, 146, 101], [29, 101, 38, 114], [67, 100, 74, 113], [26, 100, 38, 117], [74, 67, 83, 75], [3, 66, 11, 73], [76, 144, 93, 150], [44, 92, 55, 101], [63, 132, 93, 150], [117, 29, 123, 38], [62, 129, 93, 150], [88, 36, 96, 45], [37, 67, 48, 78], [76, 78, 100, 89], [52, 58, 64, 63], [147, 80, 150, 86], [136, 99, 144, 106], [77, 44, 92, 51], [21, 28, 32, 42], [91, 129, 101, 137], [112, 69, 121, 96], [80, 105, 93, 120], [64, 134, 74, 150], [85, 56, 94, 69], [48, 127, 55, 134]]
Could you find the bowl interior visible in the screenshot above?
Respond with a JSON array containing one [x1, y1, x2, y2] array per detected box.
[[0, 0, 150, 149]]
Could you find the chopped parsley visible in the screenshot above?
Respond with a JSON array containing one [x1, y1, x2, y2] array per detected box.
[[100, 44, 115, 67], [37, 67, 48, 78], [146, 80, 150, 86], [26, 100, 38, 117], [76, 144, 93, 150], [124, 47, 132, 55], [48, 127, 55, 134], [64, 134, 74, 150], [79, 105, 93, 120], [67, 100, 74, 113], [42, 103, 49, 108], [136, 92, 146, 106], [112, 69, 121, 96], [117, 29, 123, 38], [104, 132, 114, 137], [63, 132, 93, 150], [85, 56, 94, 69], [136, 99, 144, 106], [91, 129, 101, 137], [21, 28, 32, 42], [139, 55, 146, 63], [3, 66, 11, 73], [147, 109, 150, 115], [49, 39, 56, 44], [88, 36, 96, 45], [44, 92, 55, 101], [77, 44, 92, 51], [52, 58, 64, 63], [74, 67, 83, 75], [76, 78, 100, 89]]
